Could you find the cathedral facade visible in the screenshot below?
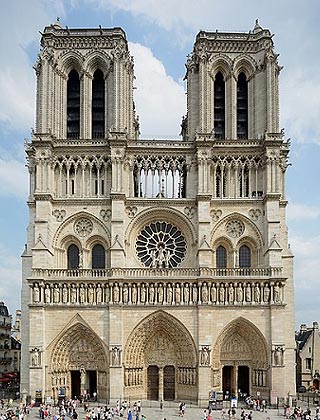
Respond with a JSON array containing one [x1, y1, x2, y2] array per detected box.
[[21, 20, 295, 405]]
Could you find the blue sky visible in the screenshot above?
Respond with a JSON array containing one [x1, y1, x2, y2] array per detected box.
[[1, 0, 320, 328]]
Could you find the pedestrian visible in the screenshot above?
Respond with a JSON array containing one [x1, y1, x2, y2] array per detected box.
[[160, 400, 163, 410]]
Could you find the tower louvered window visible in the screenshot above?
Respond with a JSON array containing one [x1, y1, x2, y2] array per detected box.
[[237, 72, 248, 139], [67, 70, 80, 139], [92, 69, 105, 139], [214, 72, 225, 139]]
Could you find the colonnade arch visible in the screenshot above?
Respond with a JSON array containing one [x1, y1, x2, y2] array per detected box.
[[123, 310, 198, 402], [47, 315, 109, 401], [212, 317, 269, 399]]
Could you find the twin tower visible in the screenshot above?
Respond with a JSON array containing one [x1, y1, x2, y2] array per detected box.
[[21, 20, 295, 405]]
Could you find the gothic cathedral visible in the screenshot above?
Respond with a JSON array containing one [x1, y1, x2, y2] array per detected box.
[[21, 20, 295, 405]]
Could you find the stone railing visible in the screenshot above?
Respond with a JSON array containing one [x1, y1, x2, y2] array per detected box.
[[31, 266, 283, 280], [30, 278, 284, 307]]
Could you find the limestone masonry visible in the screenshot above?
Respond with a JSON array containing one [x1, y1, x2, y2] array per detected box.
[[21, 19, 295, 405]]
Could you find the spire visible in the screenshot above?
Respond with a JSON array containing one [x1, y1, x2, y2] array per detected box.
[[253, 19, 263, 34], [53, 17, 62, 30]]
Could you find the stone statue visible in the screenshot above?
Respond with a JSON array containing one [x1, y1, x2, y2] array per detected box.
[[184, 283, 190, 304], [140, 283, 146, 303], [96, 284, 102, 304], [111, 346, 120, 366], [31, 348, 40, 367], [62, 284, 68, 303], [53, 284, 60, 303], [219, 284, 225, 304], [200, 346, 210, 365], [201, 283, 208, 303], [211, 283, 217, 303], [263, 283, 270, 302], [33, 283, 40, 303], [157, 283, 164, 304], [131, 284, 137, 304], [245, 283, 251, 302], [123, 284, 129, 304], [70, 284, 77, 304], [80, 366, 86, 391], [104, 284, 110, 303], [274, 346, 283, 365], [274, 282, 281, 303], [88, 284, 94, 304], [254, 283, 260, 303], [192, 283, 198, 304], [113, 283, 120, 303], [45, 285, 51, 303], [79, 284, 85, 304], [228, 283, 234, 304], [236, 283, 243, 303], [167, 283, 173, 304], [175, 283, 181, 304], [149, 284, 155, 303]]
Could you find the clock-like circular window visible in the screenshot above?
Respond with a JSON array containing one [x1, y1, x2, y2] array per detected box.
[[136, 221, 187, 268]]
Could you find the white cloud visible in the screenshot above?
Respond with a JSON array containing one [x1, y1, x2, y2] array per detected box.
[[290, 234, 320, 326], [287, 202, 320, 221], [281, 71, 320, 144], [129, 42, 185, 138], [0, 0, 65, 131], [0, 158, 28, 200], [0, 245, 21, 315]]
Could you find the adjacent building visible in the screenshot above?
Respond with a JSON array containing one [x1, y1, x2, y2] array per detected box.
[[0, 302, 21, 397], [21, 20, 295, 405], [296, 322, 320, 391]]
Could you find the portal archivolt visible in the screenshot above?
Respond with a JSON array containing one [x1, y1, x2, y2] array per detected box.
[[47, 317, 109, 400], [212, 317, 269, 397], [123, 310, 197, 401]]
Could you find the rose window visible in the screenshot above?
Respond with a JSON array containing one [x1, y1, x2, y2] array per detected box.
[[225, 219, 245, 238], [74, 218, 93, 237], [136, 221, 187, 268]]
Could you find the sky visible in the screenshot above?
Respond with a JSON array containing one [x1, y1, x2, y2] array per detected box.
[[0, 0, 320, 328]]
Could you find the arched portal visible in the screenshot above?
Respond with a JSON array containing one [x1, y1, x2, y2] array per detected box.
[[47, 317, 109, 401], [212, 318, 269, 399], [124, 310, 198, 402]]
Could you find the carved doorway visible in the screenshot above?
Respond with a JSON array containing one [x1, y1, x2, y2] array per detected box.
[[88, 370, 97, 397], [238, 366, 249, 395], [147, 365, 159, 400], [71, 370, 80, 398], [164, 365, 175, 400], [222, 365, 233, 398], [124, 311, 198, 402], [48, 318, 109, 400]]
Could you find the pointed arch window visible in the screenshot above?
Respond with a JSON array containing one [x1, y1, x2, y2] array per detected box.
[[67, 70, 80, 139], [92, 244, 105, 269], [92, 69, 105, 139], [216, 245, 227, 269], [214, 72, 225, 139], [239, 244, 251, 268], [237, 72, 248, 139], [67, 244, 80, 269]]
